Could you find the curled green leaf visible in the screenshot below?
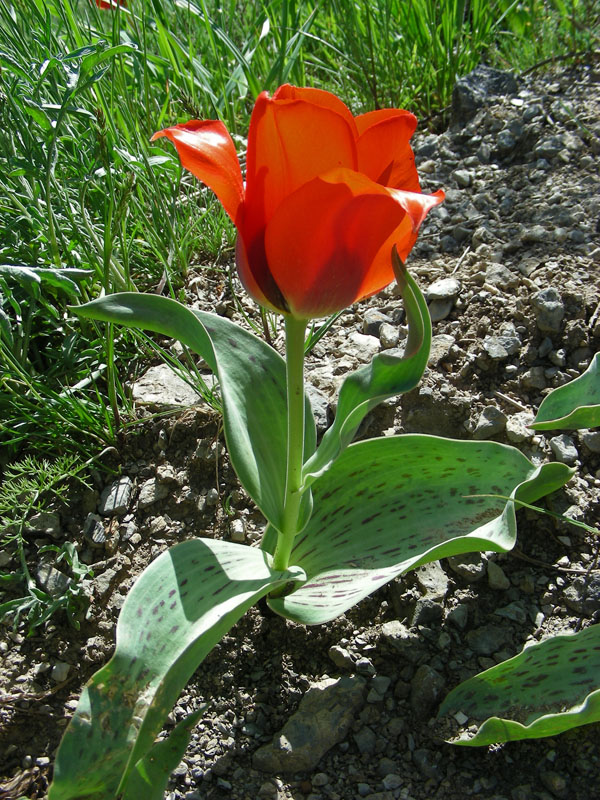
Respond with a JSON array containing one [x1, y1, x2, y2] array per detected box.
[[531, 352, 600, 430], [302, 258, 431, 488]]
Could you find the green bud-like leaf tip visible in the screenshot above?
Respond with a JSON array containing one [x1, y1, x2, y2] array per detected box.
[[531, 351, 600, 430], [439, 624, 600, 746], [121, 706, 205, 800]]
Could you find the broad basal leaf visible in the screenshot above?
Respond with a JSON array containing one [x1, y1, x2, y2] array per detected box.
[[73, 294, 316, 531], [438, 624, 600, 746], [49, 539, 305, 800], [302, 258, 430, 487], [531, 352, 600, 430], [269, 435, 572, 624]]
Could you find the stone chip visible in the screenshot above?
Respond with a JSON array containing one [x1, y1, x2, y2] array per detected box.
[[252, 676, 366, 773]]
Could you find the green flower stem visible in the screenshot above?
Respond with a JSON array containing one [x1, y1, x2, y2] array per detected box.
[[272, 315, 308, 571]]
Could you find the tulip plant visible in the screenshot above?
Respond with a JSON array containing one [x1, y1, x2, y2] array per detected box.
[[49, 86, 573, 799]]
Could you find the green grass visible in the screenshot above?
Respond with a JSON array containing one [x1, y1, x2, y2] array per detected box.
[[0, 0, 594, 467], [496, 0, 599, 70], [0, 454, 94, 633]]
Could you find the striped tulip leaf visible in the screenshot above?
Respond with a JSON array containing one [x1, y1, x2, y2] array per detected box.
[[48, 540, 305, 800], [72, 293, 316, 533], [531, 352, 600, 430], [438, 624, 600, 745], [268, 435, 573, 625]]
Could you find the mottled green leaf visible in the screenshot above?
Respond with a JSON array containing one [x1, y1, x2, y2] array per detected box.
[[49, 539, 305, 799], [302, 260, 430, 487], [72, 294, 316, 531], [439, 625, 600, 745], [531, 352, 600, 430], [269, 435, 572, 624]]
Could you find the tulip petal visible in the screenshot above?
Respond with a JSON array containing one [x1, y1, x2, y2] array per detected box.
[[273, 84, 358, 133], [359, 187, 445, 299], [244, 88, 358, 243], [263, 169, 443, 318], [235, 235, 288, 314], [356, 109, 421, 192], [151, 120, 244, 224]]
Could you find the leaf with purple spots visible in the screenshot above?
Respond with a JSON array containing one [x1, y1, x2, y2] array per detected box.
[[439, 624, 600, 745], [49, 539, 305, 800], [531, 352, 600, 430], [268, 435, 572, 624], [71, 294, 316, 533]]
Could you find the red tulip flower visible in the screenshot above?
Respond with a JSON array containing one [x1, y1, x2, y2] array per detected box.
[[152, 85, 443, 319]]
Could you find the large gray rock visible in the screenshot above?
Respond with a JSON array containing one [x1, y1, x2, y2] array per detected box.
[[487, 560, 510, 590], [483, 324, 521, 360], [138, 478, 170, 510], [506, 412, 535, 443], [428, 334, 455, 366], [345, 331, 380, 361], [353, 725, 377, 755], [252, 676, 366, 773], [362, 308, 391, 337], [413, 748, 444, 781], [380, 620, 429, 664], [131, 363, 207, 408], [426, 277, 461, 301], [379, 322, 400, 349], [410, 664, 446, 713], [563, 574, 600, 615], [305, 383, 330, 434], [473, 405, 507, 439], [37, 564, 71, 596], [27, 511, 61, 539], [580, 430, 600, 453], [466, 623, 511, 655], [83, 513, 107, 549], [452, 66, 518, 124], [550, 434, 579, 465], [447, 553, 487, 582], [485, 263, 519, 288]]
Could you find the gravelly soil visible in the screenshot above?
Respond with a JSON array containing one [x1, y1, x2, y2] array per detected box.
[[1, 62, 600, 800]]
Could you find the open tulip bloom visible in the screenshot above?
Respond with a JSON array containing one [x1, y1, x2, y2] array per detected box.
[[49, 87, 574, 799], [151, 84, 444, 320]]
